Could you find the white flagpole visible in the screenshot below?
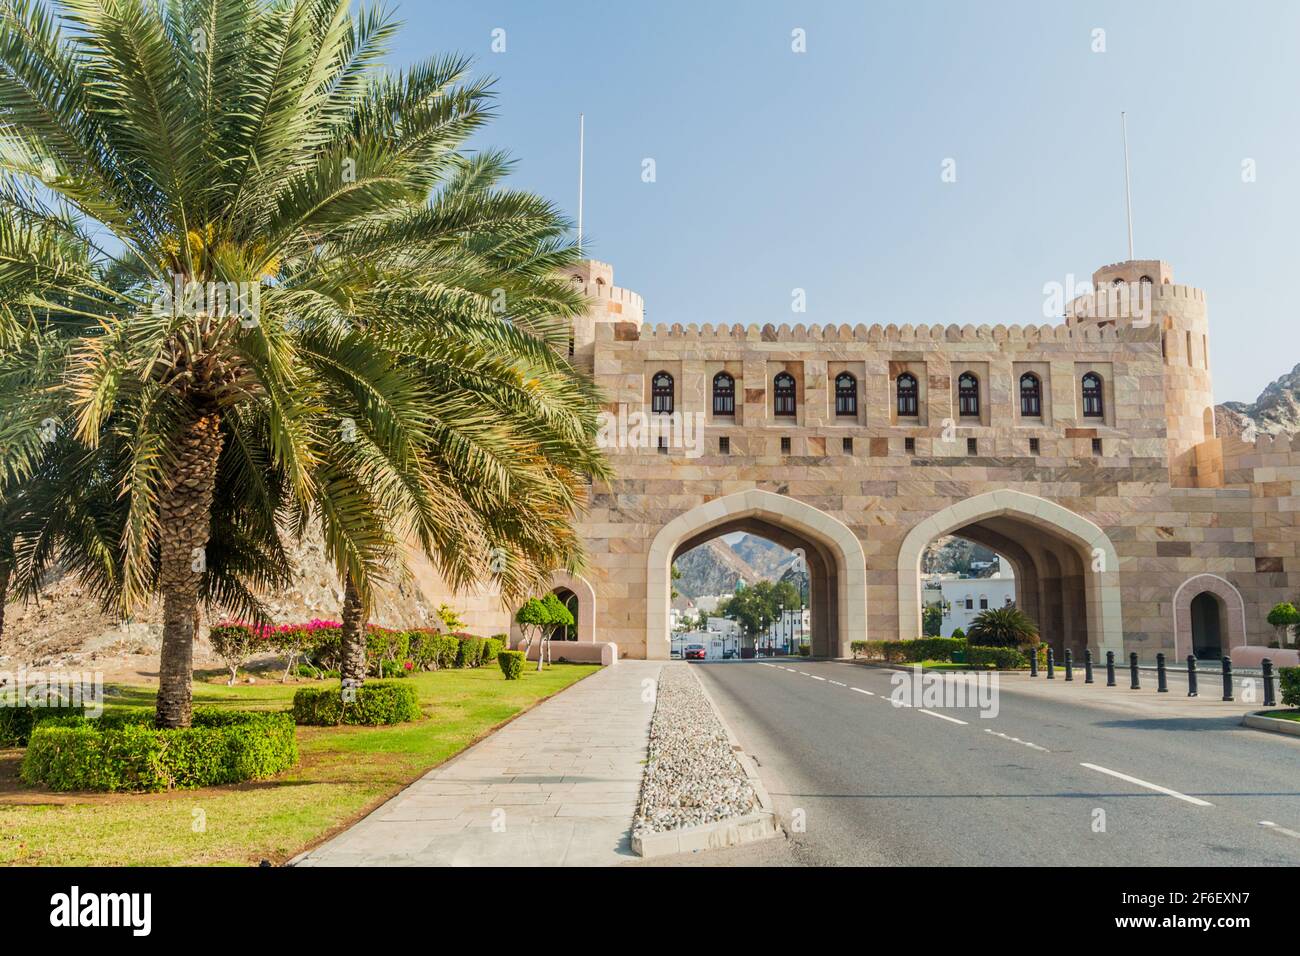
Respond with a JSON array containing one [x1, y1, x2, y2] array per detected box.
[[1122, 111, 1134, 261], [574, 113, 585, 254]]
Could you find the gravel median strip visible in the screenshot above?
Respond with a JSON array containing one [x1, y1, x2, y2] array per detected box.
[[633, 665, 757, 838]]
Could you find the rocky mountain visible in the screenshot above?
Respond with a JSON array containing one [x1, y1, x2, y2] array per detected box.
[[1217, 363, 1300, 439], [672, 540, 764, 599], [921, 536, 1000, 578]]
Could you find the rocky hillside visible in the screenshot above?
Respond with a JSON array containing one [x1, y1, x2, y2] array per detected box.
[[1, 529, 439, 676], [1217, 363, 1300, 439]]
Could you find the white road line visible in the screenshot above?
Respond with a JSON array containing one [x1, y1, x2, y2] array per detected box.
[[828, 680, 846, 687], [918, 709, 968, 725], [1260, 821, 1300, 840], [984, 729, 1050, 752], [809, 675, 827, 681], [1080, 763, 1214, 807], [850, 687, 874, 696], [797, 671, 810, 676]]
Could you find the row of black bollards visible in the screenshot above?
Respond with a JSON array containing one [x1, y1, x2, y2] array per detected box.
[[1028, 647, 1279, 708]]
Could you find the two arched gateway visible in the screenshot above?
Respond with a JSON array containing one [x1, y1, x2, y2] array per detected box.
[[642, 488, 1124, 661]]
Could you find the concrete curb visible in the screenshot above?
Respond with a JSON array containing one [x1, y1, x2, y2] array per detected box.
[[1242, 710, 1300, 737], [631, 664, 779, 858]]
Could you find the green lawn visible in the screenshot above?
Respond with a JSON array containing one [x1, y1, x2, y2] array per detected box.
[[1259, 709, 1300, 722], [0, 664, 598, 866]]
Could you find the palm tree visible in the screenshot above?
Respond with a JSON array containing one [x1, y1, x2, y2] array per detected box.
[[0, 0, 608, 726], [965, 605, 1039, 648]]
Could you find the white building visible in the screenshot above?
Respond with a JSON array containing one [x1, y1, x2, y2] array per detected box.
[[936, 575, 1017, 637]]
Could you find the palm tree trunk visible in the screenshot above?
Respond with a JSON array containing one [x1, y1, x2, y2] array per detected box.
[[155, 414, 224, 729], [339, 572, 367, 687], [0, 562, 9, 647]]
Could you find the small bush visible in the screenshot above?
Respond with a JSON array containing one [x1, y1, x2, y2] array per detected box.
[[498, 650, 525, 680], [480, 636, 505, 664], [965, 645, 1029, 670], [21, 709, 297, 792], [0, 702, 86, 747], [291, 681, 421, 726], [454, 634, 484, 668], [849, 638, 967, 664], [1280, 667, 1300, 708], [798, 644, 811, 657], [950, 627, 966, 640]]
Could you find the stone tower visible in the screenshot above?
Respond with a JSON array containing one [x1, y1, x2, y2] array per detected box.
[[563, 260, 644, 373], [1067, 259, 1216, 487]]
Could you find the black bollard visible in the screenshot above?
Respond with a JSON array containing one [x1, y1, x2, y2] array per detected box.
[[1064, 648, 1074, 681], [1046, 646, 1055, 680], [1156, 652, 1168, 693], [1221, 656, 1233, 702], [1129, 652, 1140, 690], [1106, 650, 1116, 687], [1187, 655, 1198, 697], [1029, 645, 1038, 677], [1264, 658, 1277, 708], [1084, 648, 1094, 684]]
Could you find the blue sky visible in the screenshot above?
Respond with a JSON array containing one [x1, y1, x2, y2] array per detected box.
[[390, 0, 1300, 404]]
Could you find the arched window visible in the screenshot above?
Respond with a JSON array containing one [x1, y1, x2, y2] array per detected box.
[[896, 373, 918, 417], [773, 372, 796, 417], [1081, 372, 1103, 418], [651, 371, 674, 414], [835, 372, 857, 417], [1019, 372, 1042, 417], [712, 372, 735, 416], [958, 372, 980, 417]]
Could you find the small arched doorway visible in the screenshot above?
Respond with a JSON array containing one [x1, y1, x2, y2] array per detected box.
[[1190, 591, 1224, 660], [551, 587, 579, 641]]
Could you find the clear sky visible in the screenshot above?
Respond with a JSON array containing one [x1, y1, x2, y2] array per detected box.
[[389, 0, 1300, 404]]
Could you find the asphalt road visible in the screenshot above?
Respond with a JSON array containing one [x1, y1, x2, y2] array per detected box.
[[688, 659, 1300, 866]]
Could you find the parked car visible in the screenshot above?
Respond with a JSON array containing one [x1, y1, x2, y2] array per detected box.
[[670, 648, 682, 659], [684, 644, 706, 660]]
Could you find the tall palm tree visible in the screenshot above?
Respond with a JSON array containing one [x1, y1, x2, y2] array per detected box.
[[0, 0, 609, 726]]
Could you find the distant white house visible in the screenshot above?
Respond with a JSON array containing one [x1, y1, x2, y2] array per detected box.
[[936, 575, 1017, 636]]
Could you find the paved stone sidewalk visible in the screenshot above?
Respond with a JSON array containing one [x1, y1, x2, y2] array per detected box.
[[293, 661, 662, 866]]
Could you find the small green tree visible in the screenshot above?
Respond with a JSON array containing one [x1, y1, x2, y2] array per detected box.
[[1267, 602, 1300, 647], [515, 599, 549, 665], [966, 606, 1039, 648], [922, 604, 943, 637], [538, 593, 575, 670]]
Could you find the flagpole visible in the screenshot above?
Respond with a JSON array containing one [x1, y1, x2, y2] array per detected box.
[[1122, 111, 1134, 260], [574, 113, 585, 254]]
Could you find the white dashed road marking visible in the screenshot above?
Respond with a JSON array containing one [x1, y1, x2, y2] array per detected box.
[[1260, 821, 1300, 840], [1080, 763, 1214, 807], [918, 709, 968, 725], [983, 729, 1049, 752], [809, 675, 826, 681], [828, 680, 846, 687], [850, 687, 874, 696]]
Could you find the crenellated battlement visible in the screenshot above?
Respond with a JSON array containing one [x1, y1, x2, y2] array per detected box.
[[607, 319, 1162, 344]]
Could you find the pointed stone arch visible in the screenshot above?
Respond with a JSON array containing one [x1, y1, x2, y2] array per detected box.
[[647, 490, 867, 660], [1172, 573, 1246, 660], [897, 490, 1123, 656]]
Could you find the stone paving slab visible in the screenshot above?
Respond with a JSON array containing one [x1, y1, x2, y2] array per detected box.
[[293, 661, 662, 867]]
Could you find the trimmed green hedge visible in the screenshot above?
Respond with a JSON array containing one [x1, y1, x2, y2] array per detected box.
[[453, 634, 484, 668], [292, 681, 421, 726], [498, 650, 525, 680], [480, 636, 505, 664], [1280, 666, 1300, 707], [850, 637, 966, 664], [20, 709, 297, 792], [409, 631, 460, 670], [0, 703, 86, 747], [965, 645, 1029, 670]]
